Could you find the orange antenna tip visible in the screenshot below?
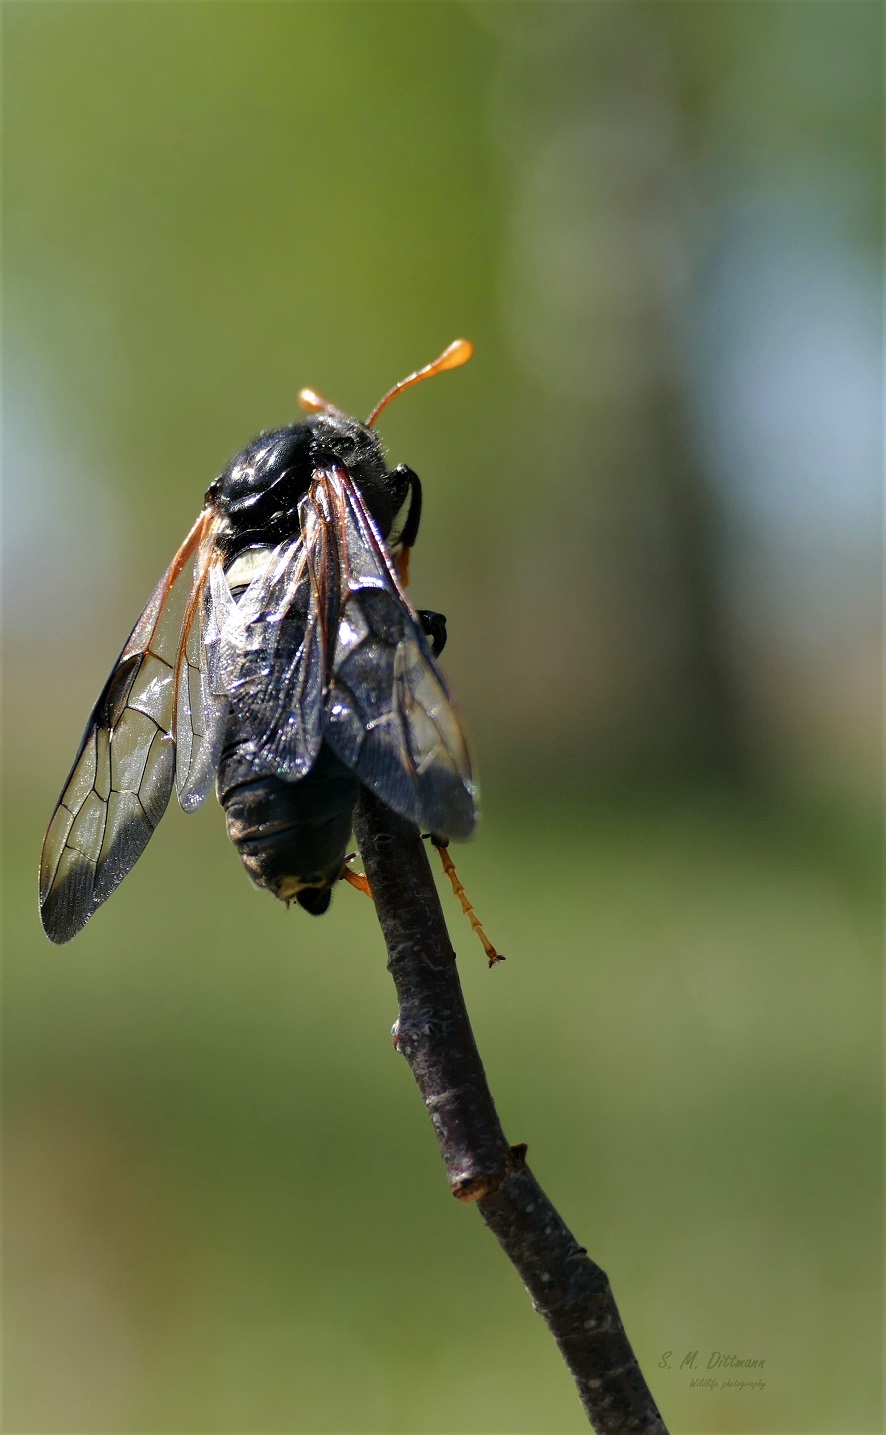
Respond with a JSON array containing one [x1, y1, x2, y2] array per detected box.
[[298, 387, 345, 418], [436, 337, 474, 371], [367, 337, 474, 427]]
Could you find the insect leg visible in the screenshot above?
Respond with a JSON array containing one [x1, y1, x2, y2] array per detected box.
[[417, 610, 447, 657], [429, 837, 504, 967], [340, 854, 372, 898]]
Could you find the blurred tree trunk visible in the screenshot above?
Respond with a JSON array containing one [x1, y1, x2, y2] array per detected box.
[[488, 5, 744, 786]]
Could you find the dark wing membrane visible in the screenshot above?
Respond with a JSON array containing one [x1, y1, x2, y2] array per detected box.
[[320, 465, 477, 841], [39, 512, 214, 943], [212, 527, 327, 788], [210, 464, 476, 838], [175, 558, 235, 811]]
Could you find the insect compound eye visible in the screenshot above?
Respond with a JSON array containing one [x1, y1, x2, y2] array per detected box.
[[387, 464, 411, 511], [386, 464, 422, 551]]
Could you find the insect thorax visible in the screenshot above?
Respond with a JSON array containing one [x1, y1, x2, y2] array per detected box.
[[208, 414, 401, 562]]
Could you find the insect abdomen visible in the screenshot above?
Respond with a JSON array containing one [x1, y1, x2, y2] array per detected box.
[[219, 742, 360, 913]]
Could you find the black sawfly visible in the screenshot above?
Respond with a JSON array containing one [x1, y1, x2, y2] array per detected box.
[[40, 340, 499, 959]]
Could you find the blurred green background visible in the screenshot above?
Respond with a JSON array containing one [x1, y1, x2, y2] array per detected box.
[[3, 3, 881, 1432]]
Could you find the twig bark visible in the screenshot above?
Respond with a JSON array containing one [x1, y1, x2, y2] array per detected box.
[[353, 789, 669, 1435]]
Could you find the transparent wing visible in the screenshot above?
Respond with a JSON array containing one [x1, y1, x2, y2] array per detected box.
[[39, 511, 216, 943], [175, 558, 236, 811], [320, 465, 477, 841], [213, 526, 327, 787], [212, 465, 477, 840]]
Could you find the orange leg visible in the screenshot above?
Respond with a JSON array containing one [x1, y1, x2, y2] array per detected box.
[[431, 838, 504, 967], [341, 860, 372, 898], [394, 545, 411, 588]]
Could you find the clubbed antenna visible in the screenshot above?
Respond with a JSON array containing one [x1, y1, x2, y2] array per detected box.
[[366, 339, 473, 428], [297, 386, 347, 419], [298, 340, 473, 427]]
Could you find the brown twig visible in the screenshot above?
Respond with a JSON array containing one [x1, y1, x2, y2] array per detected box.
[[353, 789, 669, 1434]]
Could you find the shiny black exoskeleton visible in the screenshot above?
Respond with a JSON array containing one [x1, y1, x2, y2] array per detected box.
[[208, 414, 421, 565], [210, 414, 439, 914], [40, 341, 476, 945]]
